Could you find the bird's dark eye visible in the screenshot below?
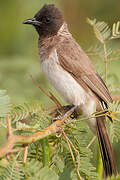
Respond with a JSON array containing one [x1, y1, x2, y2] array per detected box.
[[45, 17, 50, 23]]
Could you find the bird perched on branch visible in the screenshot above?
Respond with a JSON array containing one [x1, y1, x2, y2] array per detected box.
[[23, 4, 117, 179]]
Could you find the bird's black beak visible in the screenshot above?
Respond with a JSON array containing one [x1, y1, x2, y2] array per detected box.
[[23, 18, 41, 26]]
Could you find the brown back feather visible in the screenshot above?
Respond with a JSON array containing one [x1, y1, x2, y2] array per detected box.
[[57, 37, 112, 104]]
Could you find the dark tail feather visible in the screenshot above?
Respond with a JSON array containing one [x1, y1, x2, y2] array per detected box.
[[96, 116, 118, 179]]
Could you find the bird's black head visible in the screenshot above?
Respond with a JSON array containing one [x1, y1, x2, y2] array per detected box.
[[23, 4, 64, 38]]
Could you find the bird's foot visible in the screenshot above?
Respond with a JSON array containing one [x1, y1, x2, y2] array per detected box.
[[51, 105, 78, 123]]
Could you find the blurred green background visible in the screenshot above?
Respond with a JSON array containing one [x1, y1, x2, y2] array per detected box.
[[0, 0, 120, 105], [0, 0, 120, 174]]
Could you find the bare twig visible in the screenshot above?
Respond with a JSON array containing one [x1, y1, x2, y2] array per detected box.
[[63, 131, 76, 165], [103, 43, 108, 83], [49, 92, 62, 108], [23, 146, 28, 163], [7, 115, 12, 136], [30, 74, 62, 108], [86, 135, 96, 149], [63, 131, 82, 180]]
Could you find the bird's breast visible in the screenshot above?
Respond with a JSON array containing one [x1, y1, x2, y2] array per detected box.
[[40, 49, 88, 106]]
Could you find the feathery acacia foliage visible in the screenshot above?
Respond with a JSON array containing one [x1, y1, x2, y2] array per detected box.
[[0, 101, 98, 179], [111, 21, 120, 39]]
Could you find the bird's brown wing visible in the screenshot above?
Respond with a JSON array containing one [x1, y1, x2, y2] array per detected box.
[[57, 38, 112, 104]]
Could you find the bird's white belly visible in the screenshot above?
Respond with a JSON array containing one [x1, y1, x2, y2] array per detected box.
[[40, 49, 97, 133], [41, 50, 87, 106]]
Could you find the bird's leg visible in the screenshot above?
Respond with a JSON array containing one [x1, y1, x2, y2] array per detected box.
[[51, 105, 78, 123]]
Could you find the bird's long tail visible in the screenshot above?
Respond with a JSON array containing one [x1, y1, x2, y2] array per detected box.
[[96, 116, 118, 179]]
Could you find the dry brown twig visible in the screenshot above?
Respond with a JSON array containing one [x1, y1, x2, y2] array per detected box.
[[86, 135, 96, 149], [63, 130, 82, 180], [30, 74, 62, 108], [24, 146, 28, 163], [7, 114, 12, 136], [63, 130, 76, 166]]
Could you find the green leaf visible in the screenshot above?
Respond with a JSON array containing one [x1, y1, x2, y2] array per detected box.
[[111, 21, 120, 39], [106, 174, 120, 180], [24, 160, 59, 180], [108, 101, 120, 142], [38, 166, 59, 180], [87, 18, 111, 44], [52, 156, 65, 172], [0, 160, 24, 180]]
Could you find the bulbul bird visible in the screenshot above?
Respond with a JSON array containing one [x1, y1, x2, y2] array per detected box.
[[23, 4, 118, 178]]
